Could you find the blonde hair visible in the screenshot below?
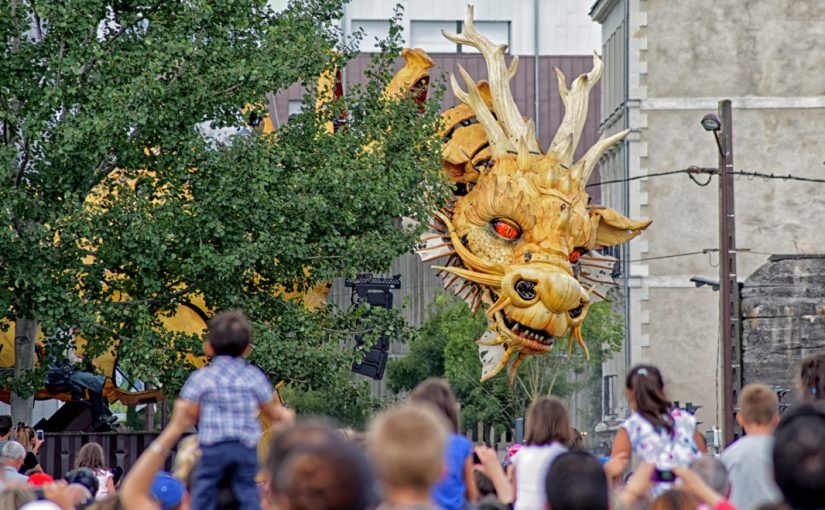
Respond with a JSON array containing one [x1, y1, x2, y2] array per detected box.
[[0, 486, 36, 510], [367, 404, 448, 490], [173, 435, 202, 482], [14, 427, 32, 451], [738, 384, 779, 426], [75, 442, 106, 470]]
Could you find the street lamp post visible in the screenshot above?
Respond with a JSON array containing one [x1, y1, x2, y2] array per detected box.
[[701, 100, 742, 446]]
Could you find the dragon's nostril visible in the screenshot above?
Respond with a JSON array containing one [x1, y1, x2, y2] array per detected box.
[[568, 303, 584, 319], [515, 280, 537, 300]]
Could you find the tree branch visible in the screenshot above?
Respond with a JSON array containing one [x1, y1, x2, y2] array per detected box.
[[108, 286, 193, 308], [30, 0, 44, 42], [15, 138, 30, 187]]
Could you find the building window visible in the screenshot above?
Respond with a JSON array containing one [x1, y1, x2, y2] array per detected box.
[[351, 19, 391, 53], [287, 100, 303, 119], [603, 374, 618, 418], [410, 20, 459, 53], [410, 20, 510, 54], [461, 21, 510, 53]]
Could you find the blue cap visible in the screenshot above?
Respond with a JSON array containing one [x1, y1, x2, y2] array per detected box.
[[150, 471, 185, 510]]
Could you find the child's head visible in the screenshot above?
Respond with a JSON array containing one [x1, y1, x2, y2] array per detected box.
[[75, 442, 106, 470], [367, 404, 448, 494], [524, 396, 571, 446], [798, 353, 825, 402], [736, 383, 779, 429], [207, 310, 252, 357], [626, 365, 673, 432], [273, 439, 377, 510], [409, 377, 460, 433]]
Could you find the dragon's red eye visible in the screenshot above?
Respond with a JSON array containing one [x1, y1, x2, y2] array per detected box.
[[492, 219, 521, 240]]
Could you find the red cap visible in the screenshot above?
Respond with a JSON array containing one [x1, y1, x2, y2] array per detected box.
[[27, 473, 55, 486]]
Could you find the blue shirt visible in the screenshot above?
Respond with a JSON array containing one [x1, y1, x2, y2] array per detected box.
[[432, 433, 472, 510], [179, 356, 273, 448]]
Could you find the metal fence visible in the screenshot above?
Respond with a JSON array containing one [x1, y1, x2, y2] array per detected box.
[[39, 432, 164, 479]]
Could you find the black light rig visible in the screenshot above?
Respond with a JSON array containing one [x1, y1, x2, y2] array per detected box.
[[345, 273, 401, 380]]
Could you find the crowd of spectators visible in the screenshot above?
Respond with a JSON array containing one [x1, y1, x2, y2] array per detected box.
[[0, 311, 822, 510]]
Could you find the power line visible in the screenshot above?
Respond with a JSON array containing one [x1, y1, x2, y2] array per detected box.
[[627, 248, 780, 264], [731, 170, 825, 184], [588, 166, 825, 188], [586, 167, 714, 188], [627, 250, 713, 263]]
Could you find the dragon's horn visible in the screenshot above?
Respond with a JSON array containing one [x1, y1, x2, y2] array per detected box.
[[548, 53, 603, 167]]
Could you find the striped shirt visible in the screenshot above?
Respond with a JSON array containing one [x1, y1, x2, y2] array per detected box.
[[180, 356, 273, 448]]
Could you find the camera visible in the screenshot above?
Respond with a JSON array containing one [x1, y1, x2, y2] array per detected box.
[[653, 469, 677, 483]]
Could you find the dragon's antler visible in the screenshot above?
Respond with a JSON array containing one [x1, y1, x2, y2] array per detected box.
[[548, 52, 631, 184], [548, 53, 603, 165], [443, 6, 539, 155]]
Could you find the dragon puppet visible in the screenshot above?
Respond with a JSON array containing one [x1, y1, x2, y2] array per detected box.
[[413, 6, 651, 383]]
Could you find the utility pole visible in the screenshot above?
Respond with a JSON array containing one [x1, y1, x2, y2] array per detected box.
[[717, 99, 742, 446]]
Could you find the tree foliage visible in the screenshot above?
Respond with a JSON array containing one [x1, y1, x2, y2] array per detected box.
[[387, 292, 623, 434], [0, 0, 447, 402]]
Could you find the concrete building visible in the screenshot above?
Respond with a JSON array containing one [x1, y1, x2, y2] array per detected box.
[[590, 0, 825, 443]]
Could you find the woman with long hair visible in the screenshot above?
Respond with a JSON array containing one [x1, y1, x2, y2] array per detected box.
[[510, 396, 571, 510], [15, 425, 43, 474], [410, 378, 479, 510], [75, 442, 116, 500], [610, 365, 707, 494]]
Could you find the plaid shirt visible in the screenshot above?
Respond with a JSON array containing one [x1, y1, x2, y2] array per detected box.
[[180, 356, 273, 448]]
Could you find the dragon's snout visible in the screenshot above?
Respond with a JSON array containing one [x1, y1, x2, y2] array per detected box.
[[501, 263, 587, 315]]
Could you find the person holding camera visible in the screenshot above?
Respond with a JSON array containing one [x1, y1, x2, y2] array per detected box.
[[16, 425, 45, 474], [609, 365, 708, 496]]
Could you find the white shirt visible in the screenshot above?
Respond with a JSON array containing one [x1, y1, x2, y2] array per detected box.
[[512, 443, 567, 510], [94, 469, 113, 499], [721, 434, 782, 510]]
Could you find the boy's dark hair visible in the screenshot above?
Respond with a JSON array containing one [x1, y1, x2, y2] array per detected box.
[[208, 310, 252, 357], [0, 415, 12, 437], [773, 404, 825, 508], [410, 378, 460, 433], [626, 364, 673, 433], [524, 396, 571, 446], [474, 470, 496, 497], [274, 439, 377, 510], [266, 421, 340, 487], [545, 451, 608, 510]]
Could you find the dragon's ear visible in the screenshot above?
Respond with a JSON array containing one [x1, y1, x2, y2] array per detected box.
[[589, 208, 651, 247]]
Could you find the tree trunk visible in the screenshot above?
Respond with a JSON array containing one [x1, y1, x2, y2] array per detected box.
[[12, 318, 37, 426]]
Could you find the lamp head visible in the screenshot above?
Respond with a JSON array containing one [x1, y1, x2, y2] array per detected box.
[[701, 113, 721, 132]]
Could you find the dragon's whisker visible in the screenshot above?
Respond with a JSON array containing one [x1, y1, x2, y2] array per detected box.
[[420, 250, 457, 262], [433, 266, 503, 289], [486, 295, 511, 317]]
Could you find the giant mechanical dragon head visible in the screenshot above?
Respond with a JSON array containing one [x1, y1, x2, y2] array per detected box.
[[416, 6, 651, 382]]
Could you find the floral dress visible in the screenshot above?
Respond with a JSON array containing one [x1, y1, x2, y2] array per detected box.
[[621, 408, 699, 493]]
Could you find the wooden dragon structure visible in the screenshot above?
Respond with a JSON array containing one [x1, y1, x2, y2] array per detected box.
[[415, 6, 651, 382]]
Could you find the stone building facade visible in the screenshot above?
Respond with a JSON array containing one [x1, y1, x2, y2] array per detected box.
[[590, 0, 825, 440]]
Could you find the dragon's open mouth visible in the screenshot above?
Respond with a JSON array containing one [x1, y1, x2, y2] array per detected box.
[[494, 312, 555, 352]]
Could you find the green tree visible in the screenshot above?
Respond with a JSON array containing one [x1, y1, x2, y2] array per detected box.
[[389, 292, 623, 436], [1, 0, 446, 423]]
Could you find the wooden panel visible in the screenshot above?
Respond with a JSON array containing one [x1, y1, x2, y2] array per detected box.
[[271, 53, 601, 159], [38, 432, 175, 479]]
